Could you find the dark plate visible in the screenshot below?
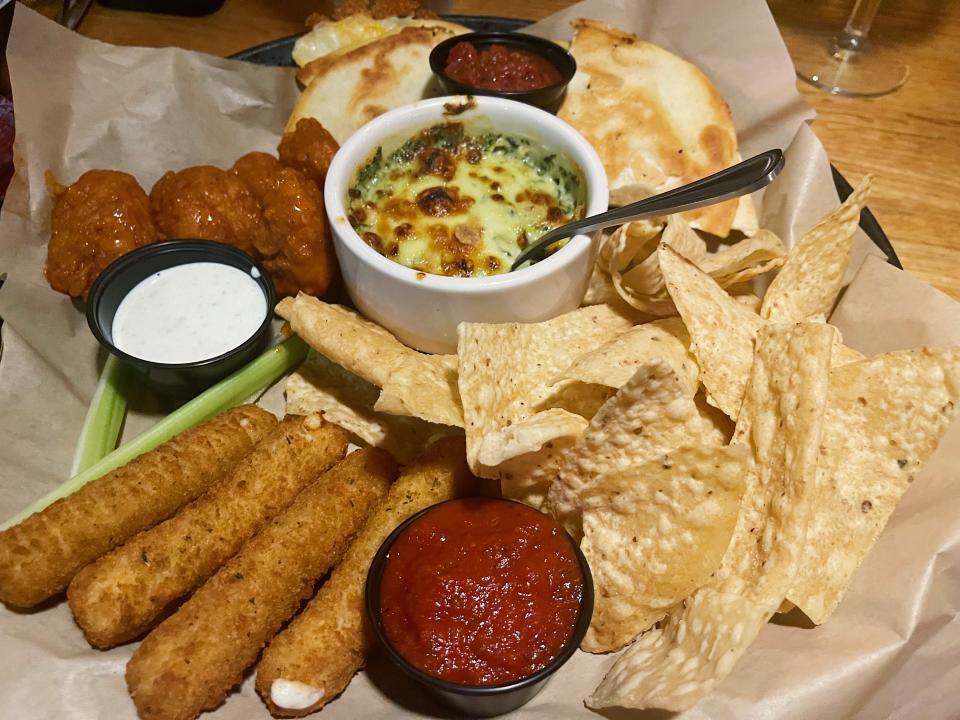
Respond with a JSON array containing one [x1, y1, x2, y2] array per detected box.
[[230, 15, 900, 268]]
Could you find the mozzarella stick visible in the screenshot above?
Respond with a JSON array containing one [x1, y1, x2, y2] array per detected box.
[[67, 414, 348, 648], [126, 448, 398, 720], [256, 436, 474, 717], [0, 405, 276, 608]]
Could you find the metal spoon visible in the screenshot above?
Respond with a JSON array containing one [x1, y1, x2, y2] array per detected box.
[[510, 148, 785, 271]]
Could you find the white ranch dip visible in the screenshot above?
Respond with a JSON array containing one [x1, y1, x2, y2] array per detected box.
[[112, 262, 267, 364]]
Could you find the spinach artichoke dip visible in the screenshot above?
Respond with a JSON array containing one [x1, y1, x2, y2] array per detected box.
[[347, 121, 586, 277]]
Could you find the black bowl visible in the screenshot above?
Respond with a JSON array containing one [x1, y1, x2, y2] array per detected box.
[[429, 32, 577, 113], [86, 240, 276, 399], [365, 497, 594, 718]]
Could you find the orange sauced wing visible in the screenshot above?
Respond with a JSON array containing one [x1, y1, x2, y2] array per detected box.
[[277, 117, 340, 188], [46, 169, 158, 299], [149, 165, 264, 256], [231, 152, 338, 298]]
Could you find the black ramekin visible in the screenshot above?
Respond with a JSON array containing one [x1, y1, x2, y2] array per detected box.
[[365, 497, 594, 718], [85, 240, 276, 398], [429, 32, 577, 113]]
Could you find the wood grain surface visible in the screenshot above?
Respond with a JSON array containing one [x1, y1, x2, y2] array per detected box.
[[68, 0, 960, 299]]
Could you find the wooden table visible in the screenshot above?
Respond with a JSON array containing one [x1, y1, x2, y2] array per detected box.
[[69, 0, 960, 300]]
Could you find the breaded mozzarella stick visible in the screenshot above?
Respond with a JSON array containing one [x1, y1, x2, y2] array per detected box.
[[127, 448, 397, 720], [67, 414, 348, 648], [0, 405, 276, 608], [256, 436, 474, 717]]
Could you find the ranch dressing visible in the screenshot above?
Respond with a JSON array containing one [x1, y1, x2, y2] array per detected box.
[[112, 262, 267, 364]]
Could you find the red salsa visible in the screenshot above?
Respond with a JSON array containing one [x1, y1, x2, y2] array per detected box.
[[444, 41, 563, 92], [379, 498, 583, 686]]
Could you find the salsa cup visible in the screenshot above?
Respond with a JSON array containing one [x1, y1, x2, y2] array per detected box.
[[365, 497, 594, 717], [323, 94, 608, 354], [428, 32, 577, 112]]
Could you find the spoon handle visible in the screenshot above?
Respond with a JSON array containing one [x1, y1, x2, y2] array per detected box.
[[511, 148, 785, 271]]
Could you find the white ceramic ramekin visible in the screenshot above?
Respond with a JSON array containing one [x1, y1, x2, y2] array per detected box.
[[323, 95, 608, 354]]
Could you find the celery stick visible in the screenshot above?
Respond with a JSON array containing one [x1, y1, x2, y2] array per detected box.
[[70, 354, 130, 476], [1, 335, 307, 530]]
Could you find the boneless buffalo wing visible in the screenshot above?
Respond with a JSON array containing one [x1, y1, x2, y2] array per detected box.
[[232, 152, 336, 298], [46, 170, 158, 298], [45, 120, 341, 300], [149, 165, 264, 257]]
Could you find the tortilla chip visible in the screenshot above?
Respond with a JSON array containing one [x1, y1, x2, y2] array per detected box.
[[613, 218, 785, 317], [761, 176, 872, 322], [580, 444, 748, 653], [659, 243, 763, 419], [610, 188, 758, 239], [589, 322, 833, 711], [611, 216, 703, 315], [582, 262, 656, 321], [499, 435, 580, 508], [476, 408, 588, 468], [831, 341, 866, 366], [457, 305, 635, 479], [285, 352, 456, 464], [787, 347, 960, 624], [695, 391, 735, 445], [698, 229, 787, 287], [551, 317, 697, 396], [375, 354, 459, 420], [277, 294, 463, 427], [658, 244, 859, 419], [583, 263, 619, 306], [542, 359, 716, 537], [605, 218, 665, 273], [733, 292, 763, 312]]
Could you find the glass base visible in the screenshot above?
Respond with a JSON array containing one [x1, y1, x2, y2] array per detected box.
[[794, 36, 909, 97]]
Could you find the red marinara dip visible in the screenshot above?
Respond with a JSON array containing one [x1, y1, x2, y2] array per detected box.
[[379, 498, 583, 686], [444, 41, 563, 92]]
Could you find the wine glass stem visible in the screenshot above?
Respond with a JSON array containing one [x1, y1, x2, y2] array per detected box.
[[837, 0, 883, 52]]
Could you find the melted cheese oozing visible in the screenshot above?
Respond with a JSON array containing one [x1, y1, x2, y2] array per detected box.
[[292, 16, 409, 67], [349, 126, 585, 277]]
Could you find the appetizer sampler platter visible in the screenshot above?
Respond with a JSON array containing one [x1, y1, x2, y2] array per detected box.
[[0, 2, 958, 720], [231, 14, 903, 270]]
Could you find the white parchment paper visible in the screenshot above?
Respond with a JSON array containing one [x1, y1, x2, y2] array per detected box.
[[0, 2, 955, 719]]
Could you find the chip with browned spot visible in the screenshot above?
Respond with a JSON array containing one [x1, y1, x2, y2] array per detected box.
[[277, 294, 463, 427], [761, 176, 872, 322], [589, 322, 834, 711], [542, 359, 721, 538], [285, 351, 458, 464], [580, 444, 747, 653], [456, 305, 635, 485], [787, 347, 960, 624]]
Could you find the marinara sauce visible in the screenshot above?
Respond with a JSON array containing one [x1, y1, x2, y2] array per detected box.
[[379, 498, 583, 686], [444, 41, 563, 92]]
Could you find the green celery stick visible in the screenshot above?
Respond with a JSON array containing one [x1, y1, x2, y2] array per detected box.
[[1, 335, 307, 530], [70, 354, 130, 476]]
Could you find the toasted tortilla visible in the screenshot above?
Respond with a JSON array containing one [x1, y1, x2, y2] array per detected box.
[[288, 23, 468, 144], [559, 19, 741, 237], [293, 16, 468, 72]]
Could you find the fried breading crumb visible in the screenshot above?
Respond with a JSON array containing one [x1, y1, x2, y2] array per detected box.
[[370, 0, 420, 18], [332, 0, 372, 20], [325, 0, 427, 21]]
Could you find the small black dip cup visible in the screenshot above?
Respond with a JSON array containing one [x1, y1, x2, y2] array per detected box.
[[429, 32, 577, 113], [86, 240, 276, 399], [365, 497, 594, 718]]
